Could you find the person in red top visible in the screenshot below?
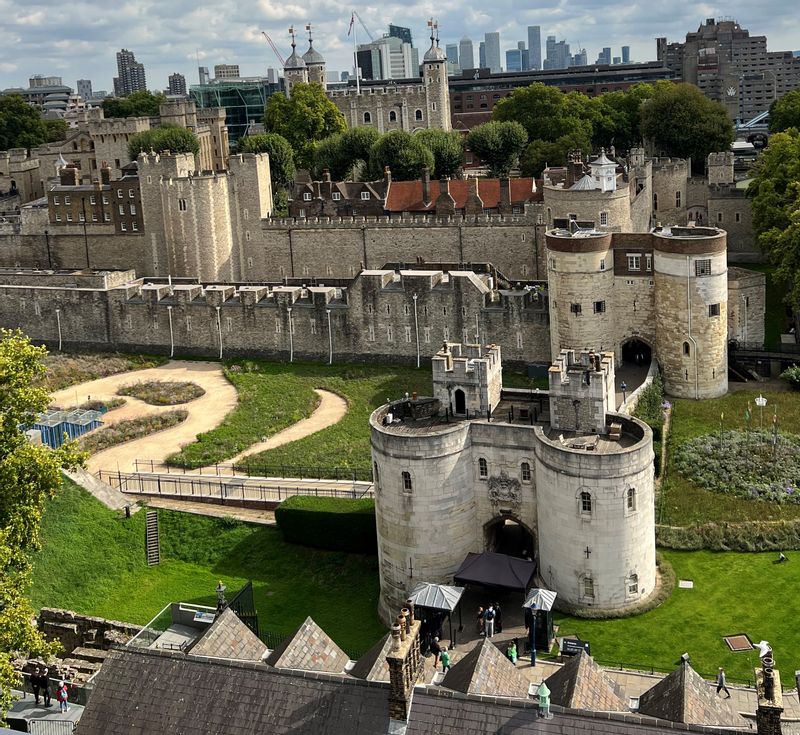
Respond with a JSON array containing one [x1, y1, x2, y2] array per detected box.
[[56, 680, 69, 713]]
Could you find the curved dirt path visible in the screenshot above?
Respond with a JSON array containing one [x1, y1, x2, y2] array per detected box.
[[51, 361, 238, 474]]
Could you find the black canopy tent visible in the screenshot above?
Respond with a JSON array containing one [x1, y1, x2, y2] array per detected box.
[[453, 551, 537, 591], [408, 582, 465, 647]]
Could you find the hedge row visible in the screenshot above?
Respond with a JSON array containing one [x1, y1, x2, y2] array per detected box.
[[657, 520, 800, 551], [274, 495, 377, 554]]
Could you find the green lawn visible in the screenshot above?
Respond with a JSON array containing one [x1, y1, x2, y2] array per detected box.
[[30, 481, 384, 655], [167, 360, 433, 471], [555, 550, 797, 683], [660, 389, 800, 525]]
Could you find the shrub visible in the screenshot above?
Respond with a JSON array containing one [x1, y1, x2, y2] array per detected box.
[[37, 353, 166, 391], [76, 410, 187, 454], [634, 375, 665, 428], [674, 429, 800, 502], [780, 364, 800, 389], [117, 381, 205, 405], [80, 397, 126, 412], [657, 520, 800, 551], [275, 496, 376, 554]]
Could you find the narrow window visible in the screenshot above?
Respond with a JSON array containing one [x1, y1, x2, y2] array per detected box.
[[415, 109, 423, 121], [683, 341, 690, 356], [424, 326, 431, 343], [626, 487, 636, 511], [386, 325, 393, 342], [695, 259, 711, 276], [389, 110, 397, 122], [570, 303, 582, 315], [708, 303, 720, 317], [599, 211, 608, 226], [646, 254, 652, 271], [478, 458, 488, 478], [675, 191, 681, 207], [402, 471, 412, 492], [717, 211, 723, 223], [521, 462, 531, 482], [583, 577, 595, 597], [580, 491, 592, 514], [593, 300, 605, 314], [363, 112, 371, 123], [599, 258, 605, 271], [627, 574, 639, 595], [404, 326, 411, 342]]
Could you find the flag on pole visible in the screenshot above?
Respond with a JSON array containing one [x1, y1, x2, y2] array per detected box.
[[348, 12, 354, 36]]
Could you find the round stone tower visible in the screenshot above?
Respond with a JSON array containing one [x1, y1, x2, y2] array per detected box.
[[283, 28, 308, 97], [653, 225, 728, 398], [302, 25, 327, 88], [421, 24, 451, 131], [545, 229, 617, 361]]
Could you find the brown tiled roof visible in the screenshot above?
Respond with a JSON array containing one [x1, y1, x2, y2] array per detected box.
[[544, 650, 628, 711], [348, 633, 391, 682], [75, 647, 391, 735], [385, 177, 540, 212], [637, 661, 741, 726], [188, 607, 267, 661], [263, 616, 349, 673], [440, 638, 529, 698]]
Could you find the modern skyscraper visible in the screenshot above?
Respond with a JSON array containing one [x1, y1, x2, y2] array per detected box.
[[571, 49, 588, 66], [479, 41, 486, 69], [505, 42, 528, 72], [484, 32, 501, 73], [446, 44, 460, 68], [113, 49, 147, 96], [596, 47, 611, 65], [198, 66, 210, 85], [76, 79, 93, 101], [527, 26, 542, 70], [388, 25, 413, 45], [622, 46, 631, 64], [357, 36, 417, 80], [459, 37, 475, 70], [214, 64, 240, 79], [168, 73, 187, 96], [544, 36, 570, 69]]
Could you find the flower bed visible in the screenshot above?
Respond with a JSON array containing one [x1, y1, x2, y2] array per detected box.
[[674, 429, 800, 502], [76, 410, 188, 454], [117, 381, 205, 406]]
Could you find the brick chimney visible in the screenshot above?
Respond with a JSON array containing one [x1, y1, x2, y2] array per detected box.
[[384, 166, 392, 185], [322, 168, 332, 183], [386, 607, 422, 722], [464, 176, 484, 216], [565, 149, 584, 189], [435, 177, 456, 216], [59, 165, 80, 186], [499, 177, 512, 214], [756, 655, 783, 735], [100, 162, 112, 185], [421, 166, 431, 206]]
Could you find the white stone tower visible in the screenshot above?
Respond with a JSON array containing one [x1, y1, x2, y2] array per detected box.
[[653, 225, 728, 399], [302, 24, 327, 89], [283, 27, 308, 96], [589, 149, 617, 192], [421, 20, 452, 131]]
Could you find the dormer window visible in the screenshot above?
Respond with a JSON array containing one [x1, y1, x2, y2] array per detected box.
[[303, 192, 312, 201], [361, 191, 370, 200], [332, 192, 341, 201]]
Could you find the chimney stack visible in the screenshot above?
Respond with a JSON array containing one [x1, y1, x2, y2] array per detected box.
[[386, 608, 423, 723], [499, 177, 511, 214], [421, 166, 431, 206], [100, 162, 111, 185], [59, 165, 80, 187], [756, 654, 783, 735]]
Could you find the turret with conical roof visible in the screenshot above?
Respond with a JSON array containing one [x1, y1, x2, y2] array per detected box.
[[421, 20, 451, 131], [284, 26, 309, 96], [302, 23, 327, 88]]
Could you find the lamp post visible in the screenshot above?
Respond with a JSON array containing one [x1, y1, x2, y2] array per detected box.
[[620, 381, 627, 406], [755, 394, 767, 441], [44, 228, 52, 270]]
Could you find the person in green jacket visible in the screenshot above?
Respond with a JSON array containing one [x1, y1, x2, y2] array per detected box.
[[440, 647, 451, 673]]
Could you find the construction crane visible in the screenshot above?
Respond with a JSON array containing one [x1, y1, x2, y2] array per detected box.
[[353, 11, 375, 42], [261, 31, 285, 67]]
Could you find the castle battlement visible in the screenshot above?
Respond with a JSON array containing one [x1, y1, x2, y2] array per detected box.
[[262, 212, 536, 229], [328, 84, 426, 98]]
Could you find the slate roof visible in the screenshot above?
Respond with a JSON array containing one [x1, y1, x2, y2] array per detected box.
[[571, 174, 597, 190], [637, 661, 742, 727], [441, 638, 529, 698], [386, 178, 541, 212], [263, 616, 350, 673], [188, 608, 267, 661], [544, 650, 628, 711], [349, 633, 391, 682], [405, 688, 739, 735], [75, 647, 391, 735]]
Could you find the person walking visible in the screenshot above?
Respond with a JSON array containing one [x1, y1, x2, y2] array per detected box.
[[507, 641, 518, 665], [716, 667, 731, 698], [41, 667, 51, 707], [31, 666, 41, 706], [484, 605, 496, 638], [440, 646, 451, 673], [494, 602, 503, 634], [56, 680, 69, 713], [477, 606, 485, 636], [429, 636, 442, 668]]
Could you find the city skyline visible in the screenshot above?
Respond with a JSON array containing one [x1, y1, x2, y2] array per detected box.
[[0, 1, 798, 90]]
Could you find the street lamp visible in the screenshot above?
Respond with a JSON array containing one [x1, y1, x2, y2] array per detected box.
[[620, 381, 627, 405], [755, 394, 767, 435]]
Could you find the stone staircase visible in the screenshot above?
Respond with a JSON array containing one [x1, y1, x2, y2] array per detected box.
[[145, 510, 160, 565]]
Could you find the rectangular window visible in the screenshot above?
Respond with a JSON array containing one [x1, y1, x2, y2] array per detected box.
[[583, 578, 594, 597], [516, 332, 523, 349], [102, 196, 109, 205], [104, 213, 110, 222], [66, 213, 73, 222], [132, 222, 138, 231], [570, 303, 582, 315], [129, 189, 135, 198], [443, 326, 450, 341], [120, 222, 126, 231], [225, 317, 233, 333], [78, 212, 85, 222], [64, 195, 71, 204], [599, 211, 608, 226], [424, 326, 431, 343], [708, 303, 720, 317], [676, 191, 681, 207], [310, 319, 317, 335], [593, 300, 606, 313], [361, 191, 370, 200], [129, 204, 136, 215], [717, 211, 723, 223], [53, 196, 60, 205], [119, 205, 124, 215], [89, 195, 96, 204], [332, 192, 341, 201], [646, 254, 652, 271], [275, 319, 282, 334], [117, 189, 123, 199], [55, 213, 61, 222], [404, 326, 412, 343], [92, 213, 98, 222], [368, 324, 375, 342], [627, 254, 641, 271], [303, 192, 311, 201], [298, 208, 306, 218], [185, 316, 192, 332], [599, 258, 605, 271], [695, 259, 711, 276]]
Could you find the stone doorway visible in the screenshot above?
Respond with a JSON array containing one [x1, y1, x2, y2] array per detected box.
[[622, 338, 652, 368], [454, 388, 466, 415], [484, 516, 535, 559]]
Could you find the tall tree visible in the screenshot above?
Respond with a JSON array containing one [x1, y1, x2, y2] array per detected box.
[[237, 133, 296, 190], [43, 119, 69, 144], [593, 83, 654, 151], [0, 331, 84, 718], [102, 91, 166, 119], [769, 90, 800, 134], [0, 94, 48, 150], [466, 121, 528, 177], [313, 127, 381, 180], [748, 129, 800, 333], [367, 130, 434, 181], [264, 84, 347, 170], [520, 133, 590, 178], [415, 129, 464, 178], [128, 126, 200, 161], [640, 82, 734, 172]]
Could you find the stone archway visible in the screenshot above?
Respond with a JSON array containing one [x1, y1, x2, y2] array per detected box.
[[621, 337, 652, 368], [454, 388, 466, 415], [483, 515, 535, 559]]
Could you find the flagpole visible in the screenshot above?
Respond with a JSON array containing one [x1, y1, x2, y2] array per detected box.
[[351, 12, 360, 94]]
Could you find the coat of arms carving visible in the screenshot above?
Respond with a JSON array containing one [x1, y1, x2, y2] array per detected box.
[[488, 471, 521, 506]]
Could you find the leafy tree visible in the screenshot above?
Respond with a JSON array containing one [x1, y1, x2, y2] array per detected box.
[[313, 127, 381, 180], [466, 121, 528, 177], [769, 90, 800, 134], [0, 331, 84, 718], [640, 82, 734, 172], [367, 130, 434, 181], [43, 119, 69, 144], [747, 129, 800, 333], [593, 83, 654, 151], [128, 125, 200, 161], [0, 94, 48, 150], [264, 84, 346, 170], [415, 129, 464, 178], [102, 91, 166, 119], [520, 133, 590, 178], [237, 133, 296, 190]]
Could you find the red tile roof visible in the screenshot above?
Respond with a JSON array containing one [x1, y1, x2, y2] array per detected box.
[[385, 177, 541, 212]]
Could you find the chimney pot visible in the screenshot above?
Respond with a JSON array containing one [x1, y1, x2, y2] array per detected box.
[[397, 613, 407, 641], [401, 608, 411, 633], [390, 623, 402, 651]]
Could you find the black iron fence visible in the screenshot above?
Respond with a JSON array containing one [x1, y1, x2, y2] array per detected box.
[[133, 459, 373, 483]]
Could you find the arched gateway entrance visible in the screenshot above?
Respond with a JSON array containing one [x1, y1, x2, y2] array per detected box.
[[621, 338, 652, 368], [484, 516, 535, 559]]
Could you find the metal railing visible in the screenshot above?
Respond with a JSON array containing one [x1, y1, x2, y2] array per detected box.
[[133, 458, 373, 483], [99, 470, 373, 504]]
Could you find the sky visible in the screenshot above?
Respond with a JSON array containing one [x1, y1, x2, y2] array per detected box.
[[0, 0, 798, 92]]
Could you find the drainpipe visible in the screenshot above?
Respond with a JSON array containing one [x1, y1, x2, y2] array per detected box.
[[475, 312, 480, 344], [215, 305, 223, 360], [167, 305, 174, 358], [412, 294, 420, 368], [287, 307, 294, 362], [326, 308, 333, 364], [55, 308, 62, 352], [686, 256, 699, 400]]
